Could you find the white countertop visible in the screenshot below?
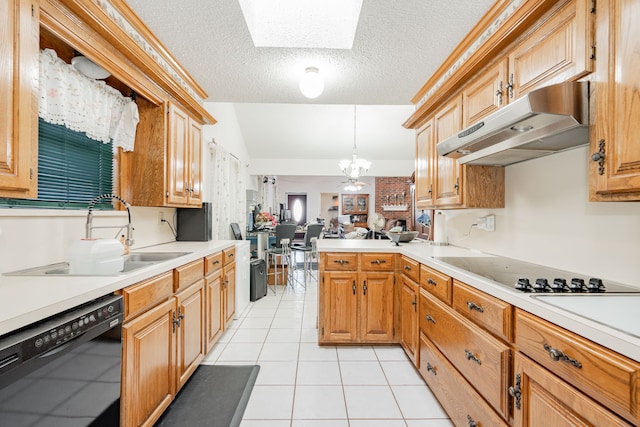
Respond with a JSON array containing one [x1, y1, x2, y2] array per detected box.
[[0, 241, 238, 336], [317, 239, 640, 362]]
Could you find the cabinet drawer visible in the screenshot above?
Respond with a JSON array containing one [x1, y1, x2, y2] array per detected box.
[[452, 280, 512, 343], [121, 271, 173, 320], [420, 264, 452, 305], [222, 247, 236, 265], [419, 332, 509, 427], [419, 289, 511, 419], [400, 255, 420, 282], [174, 258, 205, 292], [515, 309, 640, 425], [360, 253, 395, 271], [205, 252, 223, 275], [322, 253, 358, 271]]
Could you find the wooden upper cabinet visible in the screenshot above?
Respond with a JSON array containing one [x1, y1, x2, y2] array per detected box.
[[462, 59, 508, 127], [415, 119, 434, 207], [125, 99, 203, 207], [508, 0, 593, 99], [434, 95, 464, 207], [167, 102, 203, 207], [590, 0, 640, 200], [0, 0, 38, 198]]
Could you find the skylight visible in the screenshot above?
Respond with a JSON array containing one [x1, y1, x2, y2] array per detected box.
[[238, 0, 363, 49]]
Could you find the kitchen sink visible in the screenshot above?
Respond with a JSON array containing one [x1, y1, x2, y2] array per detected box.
[[4, 251, 192, 276]]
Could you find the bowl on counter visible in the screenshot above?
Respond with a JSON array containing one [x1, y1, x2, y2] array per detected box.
[[387, 230, 419, 244]]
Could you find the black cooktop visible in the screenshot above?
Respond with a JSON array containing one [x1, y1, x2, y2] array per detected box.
[[433, 255, 640, 293]]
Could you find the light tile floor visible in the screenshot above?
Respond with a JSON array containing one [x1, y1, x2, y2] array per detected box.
[[201, 264, 453, 427]]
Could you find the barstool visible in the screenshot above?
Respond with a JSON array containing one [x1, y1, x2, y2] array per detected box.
[[266, 237, 292, 293]]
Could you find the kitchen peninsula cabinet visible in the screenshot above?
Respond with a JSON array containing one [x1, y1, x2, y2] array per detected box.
[[590, 0, 640, 200], [0, 0, 38, 198], [319, 252, 395, 344]]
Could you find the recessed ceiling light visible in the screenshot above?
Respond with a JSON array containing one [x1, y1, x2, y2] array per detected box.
[[238, 0, 363, 49]]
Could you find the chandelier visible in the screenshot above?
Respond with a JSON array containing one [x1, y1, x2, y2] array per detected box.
[[339, 105, 371, 179]]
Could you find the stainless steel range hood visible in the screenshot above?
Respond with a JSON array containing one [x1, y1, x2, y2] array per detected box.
[[436, 81, 589, 166]]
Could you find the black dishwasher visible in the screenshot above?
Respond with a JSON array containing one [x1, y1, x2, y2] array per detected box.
[[0, 294, 123, 426]]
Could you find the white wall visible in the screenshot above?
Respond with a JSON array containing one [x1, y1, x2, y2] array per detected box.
[[442, 146, 640, 285], [0, 206, 176, 275]]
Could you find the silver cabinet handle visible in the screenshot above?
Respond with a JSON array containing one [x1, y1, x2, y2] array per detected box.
[[426, 363, 436, 375], [425, 314, 436, 324], [464, 349, 482, 365], [466, 301, 484, 313], [543, 343, 582, 368]]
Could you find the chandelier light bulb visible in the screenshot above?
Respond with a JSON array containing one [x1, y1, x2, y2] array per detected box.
[[299, 67, 324, 98]]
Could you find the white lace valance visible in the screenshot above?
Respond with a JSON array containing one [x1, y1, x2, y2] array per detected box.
[[38, 48, 138, 152]]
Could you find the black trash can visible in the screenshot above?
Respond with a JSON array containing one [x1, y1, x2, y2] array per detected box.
[[250, 259, 267, 302]]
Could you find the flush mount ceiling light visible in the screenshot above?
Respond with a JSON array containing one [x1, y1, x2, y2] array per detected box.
[[71, 55, 111, 79], [238, 0, 363, 49], [299, 67, 324, 98], [339, 105, 371, 180]]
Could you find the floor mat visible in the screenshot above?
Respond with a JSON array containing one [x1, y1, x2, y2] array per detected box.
[[155, 364, 260, 427]]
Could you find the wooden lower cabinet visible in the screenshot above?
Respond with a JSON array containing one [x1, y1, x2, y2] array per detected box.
[[175, 279, 205, 390], [223, 261, 236, 326], [420, 288, 511, 420], [319, 270, 394, 344], [205, 268, 223, 352], [419, 331, 509, 427], [512, 352, 631, 426], [122, 298, 176, 427], [399, 274, 419, 366]]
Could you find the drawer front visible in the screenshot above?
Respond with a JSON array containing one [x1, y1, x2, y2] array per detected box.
[[223, 247, 236, 265], [174, 258, 205, 292], [121, 271, 173, 319], [419, 332, 509, 427], [360, 253, 395, 271], [205, 252, 223, 275], [420, 264, 452, 305], [515, 309, 640, 424], [400, 255, 420, 282], [419, 289, 510, 419], [322, 252, 358, 271], [452, 280, 513, 343]]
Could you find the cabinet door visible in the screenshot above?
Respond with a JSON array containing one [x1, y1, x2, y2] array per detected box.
[[122, 298, 176, 427], [320, 271, 358, 343], [205, 269, 223, 352], [0, 0, 38, 198], [167, 102, 189, 205], [415, 119, 434, 206], [187, 118, 203, 206], [512, 353, 631, 427], [176, 280, 205, 391], [591, 0, 640, 199], [223, 261, 236, 325], [399, 275, 419, 366], [463, 59, 508, 127], [359, 272, 394, 342], [508, 0, 592, 99], [434, 95, 463, 206]]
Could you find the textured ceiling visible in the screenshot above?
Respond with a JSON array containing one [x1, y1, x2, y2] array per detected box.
[[125, 0, 495, 170], [126, 0, 494, 105]]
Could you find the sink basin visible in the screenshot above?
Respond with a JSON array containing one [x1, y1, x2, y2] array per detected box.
[[4, 252, 192, 276], [125, 252, 191, 262]]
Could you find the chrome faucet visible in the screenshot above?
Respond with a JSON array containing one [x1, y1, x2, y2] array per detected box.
[[85, 193, 135, 246]]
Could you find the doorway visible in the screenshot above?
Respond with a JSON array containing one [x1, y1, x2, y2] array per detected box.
[[287, 194, 307, 225]]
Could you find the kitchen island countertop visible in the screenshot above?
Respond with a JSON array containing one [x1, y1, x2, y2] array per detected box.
[[317, 239, 640, 362]]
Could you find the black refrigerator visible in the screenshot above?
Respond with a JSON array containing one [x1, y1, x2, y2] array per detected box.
[[176, 202, 212, 241]]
